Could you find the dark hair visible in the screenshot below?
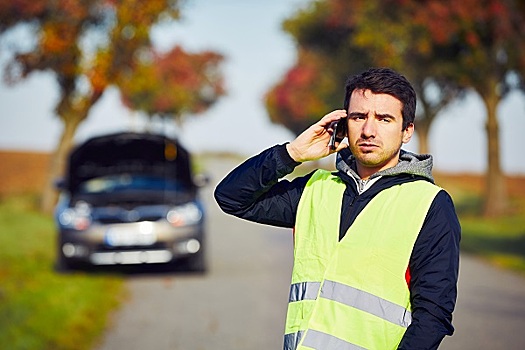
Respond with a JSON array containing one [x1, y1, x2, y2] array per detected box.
[[343, 68, 416, 130]]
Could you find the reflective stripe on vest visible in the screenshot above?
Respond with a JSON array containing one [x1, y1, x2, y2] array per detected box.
[[284, 170, 441, 350], [321, 280, 412, 328], [302, 330, 366, 350], [289, 282, 321, 302], [284, 331, 304, 350]]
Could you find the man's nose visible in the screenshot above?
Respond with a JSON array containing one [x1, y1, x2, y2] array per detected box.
[[361, 118, 376, 138]]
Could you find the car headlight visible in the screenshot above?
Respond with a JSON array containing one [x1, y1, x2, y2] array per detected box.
[[58, 201, 92, 230], [167, 203, 202, 227]]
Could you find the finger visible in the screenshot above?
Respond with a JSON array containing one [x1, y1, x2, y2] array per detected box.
[[335, 142, 349, 152], [319, 110, 347, 127]]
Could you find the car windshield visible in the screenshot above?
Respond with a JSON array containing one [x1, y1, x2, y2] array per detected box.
[[78, 174, 185, 194]]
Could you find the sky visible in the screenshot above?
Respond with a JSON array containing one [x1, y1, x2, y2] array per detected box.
[[0, 0, 524, 174]]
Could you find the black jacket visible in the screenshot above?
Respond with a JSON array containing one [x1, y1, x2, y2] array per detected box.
[[214, 144, 461, 350]]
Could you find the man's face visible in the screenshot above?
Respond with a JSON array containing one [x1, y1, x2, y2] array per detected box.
[[346, 89, 414, 179]]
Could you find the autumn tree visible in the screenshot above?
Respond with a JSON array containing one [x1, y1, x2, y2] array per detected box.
[[410, 0, 525, 216], [118, 46, 225, 126], [0, 0, 226, 213], [266, 50, 340, 135]]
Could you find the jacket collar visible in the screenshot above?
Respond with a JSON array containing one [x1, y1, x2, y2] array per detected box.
[[335, 148, 435, 186]]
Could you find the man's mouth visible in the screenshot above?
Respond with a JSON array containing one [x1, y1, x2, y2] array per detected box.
[[357, 142, 379, 151]]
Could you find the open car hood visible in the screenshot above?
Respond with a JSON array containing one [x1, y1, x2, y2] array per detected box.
[[64, 132, 193, 193]]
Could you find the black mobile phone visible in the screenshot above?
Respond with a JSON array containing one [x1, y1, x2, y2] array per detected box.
[[328, 118, 347, 150]]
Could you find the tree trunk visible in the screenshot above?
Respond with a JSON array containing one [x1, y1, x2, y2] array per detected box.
[[416, 118, 431, 155], [481, 90, 507, 217], [414, 85, 437, 156], [40, 114, 84, 213], [40, 89, 104, 213]]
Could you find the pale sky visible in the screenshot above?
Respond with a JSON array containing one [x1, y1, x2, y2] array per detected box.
[[1, 0, 524, 174]]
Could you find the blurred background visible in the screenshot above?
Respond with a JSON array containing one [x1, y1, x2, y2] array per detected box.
[[1, 0, 524, 349]]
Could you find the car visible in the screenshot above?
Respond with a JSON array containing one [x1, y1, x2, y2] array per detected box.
[[54, 132, 208, 272]]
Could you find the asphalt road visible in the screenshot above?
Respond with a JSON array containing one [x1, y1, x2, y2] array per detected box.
[[95, 156, 525, 350], [440, 254, 525, 350]]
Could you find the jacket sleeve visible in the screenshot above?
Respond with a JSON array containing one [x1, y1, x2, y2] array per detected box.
[[398, 190, 461, 350], [214, 144, 311, 228]]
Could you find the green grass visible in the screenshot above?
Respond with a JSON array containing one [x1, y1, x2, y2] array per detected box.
[[0, 195, 124, 350], [459, 212, 525, 274], [449, 188, 525, 274]]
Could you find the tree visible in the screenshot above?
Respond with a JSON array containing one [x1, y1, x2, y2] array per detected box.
[[118, 46, 225, 126], [265, 50, 340, 135], [0, 0, 226, 213], [411, 0, 525, 216]]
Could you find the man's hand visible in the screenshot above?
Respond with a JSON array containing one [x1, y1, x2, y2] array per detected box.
[[286, 110, 348, 163]]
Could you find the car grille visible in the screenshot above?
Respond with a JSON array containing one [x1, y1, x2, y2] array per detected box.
[[97, 214, 163, 224], [93, 206, 167, 224], [96, 242, 169, 251]]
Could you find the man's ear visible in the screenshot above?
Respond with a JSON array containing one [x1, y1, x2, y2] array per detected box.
[[402, 123, 414, 144]]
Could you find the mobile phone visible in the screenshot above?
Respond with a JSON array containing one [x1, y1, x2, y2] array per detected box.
[[328, 118, 347, 150]]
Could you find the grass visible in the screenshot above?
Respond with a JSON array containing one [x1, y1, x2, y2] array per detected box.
[[459, 206, 525, 274], [439, 178, 525, 275], [0, 195, 124, 350]]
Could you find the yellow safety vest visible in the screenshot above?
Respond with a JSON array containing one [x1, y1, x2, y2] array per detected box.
[[284, 170, 441, 350]]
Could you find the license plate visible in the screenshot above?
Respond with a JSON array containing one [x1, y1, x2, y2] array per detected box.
[[105, 226, 157, 247]]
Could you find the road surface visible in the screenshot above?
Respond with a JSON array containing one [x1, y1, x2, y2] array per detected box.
[[95, 156, 525, 350]]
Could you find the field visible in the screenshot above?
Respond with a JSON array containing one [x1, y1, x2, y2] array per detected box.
[[0, 151, 125, 350], [2, 149, 525, 197], [0, 151, 52, 197]]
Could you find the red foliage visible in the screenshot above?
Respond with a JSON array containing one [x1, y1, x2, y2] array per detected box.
[[413, 0, 517, 48], [265, 50, 336, 135], [118, 46, 225, 119], [0, 0, 47, 26]]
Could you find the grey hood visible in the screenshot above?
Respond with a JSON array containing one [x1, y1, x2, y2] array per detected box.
[[336, 148, 434, 183]]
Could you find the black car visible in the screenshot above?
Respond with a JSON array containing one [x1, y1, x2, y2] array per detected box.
[[54, 132, 207, 271]]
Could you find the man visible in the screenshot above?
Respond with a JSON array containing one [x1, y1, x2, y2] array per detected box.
[[214, 68, 460, 350]]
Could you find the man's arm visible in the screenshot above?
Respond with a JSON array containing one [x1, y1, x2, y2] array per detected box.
[[398, 191, 461, 349], [214, 144, 307, 227], [214, 110, 348, 227]]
